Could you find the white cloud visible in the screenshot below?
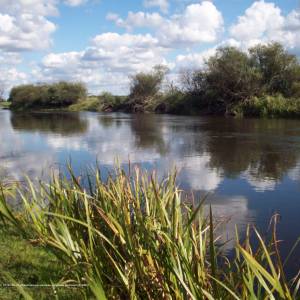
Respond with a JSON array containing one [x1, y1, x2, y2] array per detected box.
[[175, 47, 216, 69], [0, 0, 59, 17], [111, 1, 224, 47], [0, 13, 56, 51], [0, 0, 57, 52], [229, 1, 300, 50], [109, 12, 164, 31], [177, 154, 223, 191], [35, 32, 170, 94], [0, 51, 27, 94], [230, 1, 284, 41], [241, 167, 277, 192], [144, 0, 169, 13], [2, 0, 300, 96], [64, 0, 87, 6], [204, 195, 255, 253]]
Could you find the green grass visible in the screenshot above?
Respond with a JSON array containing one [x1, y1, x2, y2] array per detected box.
[[0, 167, 300, 299], [68, 97, 101, 112], [0, 101, 11, 109], [232, 95, 300, 118], [0, 227, 83, 299], [69, 94, 128, 112]]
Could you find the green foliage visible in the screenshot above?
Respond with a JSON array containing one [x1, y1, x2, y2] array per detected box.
[[232, 94, 300, 118], [0, 101, 11, 109], [5, 43, 300, 118], [0, 168, 300, 299], [129, 65, 168, 111], [180, 43, 300, 116], [249, 43, 300, 97], [69, 96, 101, 112], [99, 92, 128, 110], [69, 94, 128, 112], [9, 82, 87, 110], [205, 47, 262, 109]]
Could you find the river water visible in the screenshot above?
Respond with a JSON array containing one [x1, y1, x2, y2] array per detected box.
[[1, 110, 300, 274]]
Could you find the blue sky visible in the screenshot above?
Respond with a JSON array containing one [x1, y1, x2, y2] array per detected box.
[[0, 0, 299, 95]]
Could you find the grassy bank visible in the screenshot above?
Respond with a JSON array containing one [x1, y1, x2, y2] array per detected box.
[[1, 168, 300, 299], [68, 93, 128, 112], [0, 101, 11, 109], [0, 227, 81, 299], [231, 95, 300, 118]]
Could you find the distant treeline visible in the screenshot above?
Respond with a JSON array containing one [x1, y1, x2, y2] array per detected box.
[[8, 42, 300, 117]]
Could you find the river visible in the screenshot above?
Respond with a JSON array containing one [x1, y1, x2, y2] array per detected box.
[[1, 110, 300, 274]]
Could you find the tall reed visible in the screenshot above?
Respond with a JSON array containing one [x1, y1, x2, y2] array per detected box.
[[0, 167, 299, 299]]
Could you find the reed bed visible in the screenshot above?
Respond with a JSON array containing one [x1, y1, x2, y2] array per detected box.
[[0, 167, 299, 299]]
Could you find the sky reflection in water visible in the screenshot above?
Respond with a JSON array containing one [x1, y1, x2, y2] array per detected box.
[[1, 110, 300, 273]]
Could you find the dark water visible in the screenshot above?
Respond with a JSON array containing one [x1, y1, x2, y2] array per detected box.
[[1, 110, 300, 274]]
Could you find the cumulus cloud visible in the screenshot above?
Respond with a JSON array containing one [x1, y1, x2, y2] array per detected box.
[[110, 1, 224, 47], [2, 0, 300, 95], [173, 1, 300, 73], [64, 0, 88, 6], [175, 47, 217, 69], [143, 0, 169, 13], [108, 12, 164, 31], [0, 0, 59, 16], [0, 0, 57, 52], [0, 51, 27, 94], [229, 1, 300, 50], [178, 154, 223, 191], [0, 13, 56, 51], [35, 32, 170, 94]]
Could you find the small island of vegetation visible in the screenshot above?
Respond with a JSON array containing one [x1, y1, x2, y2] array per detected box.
[[5, 42, 300, 118]]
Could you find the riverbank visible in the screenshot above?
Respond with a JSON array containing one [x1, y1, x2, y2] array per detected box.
[[6, 93, 300, 119], [0, 101, 11, 109], [0, 168, 299, 299], [69, 93, 300, 119], [5, 43, 300, 119], [0, 227, 81, 299]]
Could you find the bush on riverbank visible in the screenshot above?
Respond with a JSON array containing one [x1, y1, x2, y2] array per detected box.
[[176, 43, 300, 116], [121, 42, 300, 117], [69, 93, 128, 112], [0, 168, 299, 299], [128, 65, 168, 112], [9, 82, 87, 110], [232, 95, 300, 118]]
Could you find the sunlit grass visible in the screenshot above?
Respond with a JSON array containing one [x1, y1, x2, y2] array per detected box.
[[0, 167, 299, 299]]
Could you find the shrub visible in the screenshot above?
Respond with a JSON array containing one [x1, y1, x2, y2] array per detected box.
[[99, 92, 128, 110], [9, 82, 87, 110], [232, 95, 300, 118], [129, 65, 168, 110], [69, 96, 101, 112], [179, 43, 300, 116]]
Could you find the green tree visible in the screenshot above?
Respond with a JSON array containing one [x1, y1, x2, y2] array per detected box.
[[249, 42, 300, 97], [129, 65, 168, 111], [205, 47, 262, 112]]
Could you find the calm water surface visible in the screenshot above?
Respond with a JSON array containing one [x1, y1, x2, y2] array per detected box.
[[1, 110, 300, 274]]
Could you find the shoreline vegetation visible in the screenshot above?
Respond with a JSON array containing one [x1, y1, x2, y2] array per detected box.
[[1, 167, 300, 299], [3, 42, 300, 118]]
